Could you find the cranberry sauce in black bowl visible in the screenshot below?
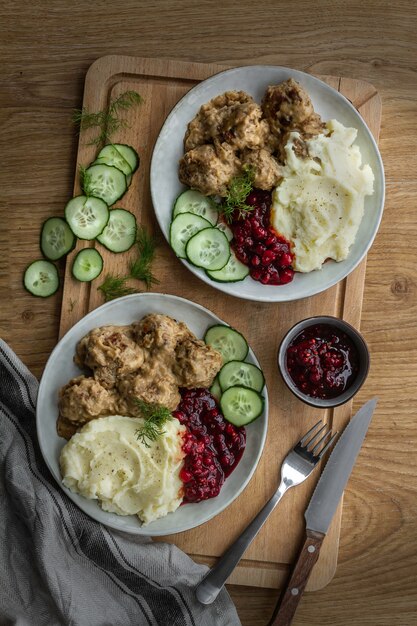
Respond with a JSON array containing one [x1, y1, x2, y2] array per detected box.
[[278, 316, 370, 408]]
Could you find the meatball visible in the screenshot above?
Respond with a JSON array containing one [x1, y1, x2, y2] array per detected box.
[[132, 314, 192, 354], [179, 141, 240, 197], [215, 102, 270, 151], [241, 148, 283, 190], [58, 376, 118, 438], [118, 362, 181, 412], [74, 325, 145, 389], [262, 78, 324, 137], [184, 91, 254, 151], [173, 338, 223, 389]]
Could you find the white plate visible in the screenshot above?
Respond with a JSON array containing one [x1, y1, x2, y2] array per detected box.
[[150, 65, 385, 302], [36, 293, 268, 536]]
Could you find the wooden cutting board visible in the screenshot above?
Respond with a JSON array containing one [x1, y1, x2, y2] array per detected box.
[[59, 55, 381, 591]]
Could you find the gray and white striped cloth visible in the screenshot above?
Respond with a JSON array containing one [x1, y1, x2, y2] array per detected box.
[[0, 339, 240, 626]]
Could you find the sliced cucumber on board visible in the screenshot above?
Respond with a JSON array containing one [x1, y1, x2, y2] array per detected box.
[[84, 164, 127, 206], [23, 260, 59, 297], [40, 217, 75, 261], [72, 248, 103, 282], [110, 144, 139, 174], [173, 189, 218, 225], [92, 144, 139, 177], [96, 208, 137, 253], [65, 195, 109, 240]]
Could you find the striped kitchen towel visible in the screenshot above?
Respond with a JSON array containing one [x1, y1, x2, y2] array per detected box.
[[0, 339, 240, 626]]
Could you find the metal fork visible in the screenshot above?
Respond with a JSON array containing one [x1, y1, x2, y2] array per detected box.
[[195, 420, 338, 605]]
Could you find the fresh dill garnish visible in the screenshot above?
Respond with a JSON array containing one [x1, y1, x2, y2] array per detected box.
[[220, 165, 255, 223], [129, 226, 159, 289], [97, 274, 140, 302], [97, 226, 159, 301], [79, 164, 100, 197], [134, 400, 173, 447], [72, 90, 143, 147]]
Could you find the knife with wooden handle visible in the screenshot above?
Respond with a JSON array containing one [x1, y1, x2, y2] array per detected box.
[[269, 398, 377, 626]]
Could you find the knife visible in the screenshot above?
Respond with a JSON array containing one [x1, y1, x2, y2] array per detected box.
[[269, 398, 377, 626]]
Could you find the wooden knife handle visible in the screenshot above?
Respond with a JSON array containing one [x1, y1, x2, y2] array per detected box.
[[268, 529, 325, 626]]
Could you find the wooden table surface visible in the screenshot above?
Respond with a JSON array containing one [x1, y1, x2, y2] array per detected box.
[[1, 1, 416, 624]]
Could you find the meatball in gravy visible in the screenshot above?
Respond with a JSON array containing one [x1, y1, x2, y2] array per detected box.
[[57, 314, 223, 439], [179, 79, 324, 197]]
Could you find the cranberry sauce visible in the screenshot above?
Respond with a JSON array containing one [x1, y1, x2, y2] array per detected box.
[[173, 388, 246, 503], [286, 324, 360, 399], [229, 189, 295, 286]]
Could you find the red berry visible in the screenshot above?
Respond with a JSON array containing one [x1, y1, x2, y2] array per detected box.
[[261, 250, 276, 265], [254, 243, 266, 255], [279, 268, 294, 284], [250, 269, 262, 281], [280, 253, 293, 267]]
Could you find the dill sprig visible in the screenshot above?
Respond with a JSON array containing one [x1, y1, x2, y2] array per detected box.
[[129, 226, 159, 289], [79, 164, 100, 197], [97, 274, 140, 302], [72, 90, 143, 147], [97, 226, 158, 301], [134, 400, 173, 447], [220, 166, 255, 223]]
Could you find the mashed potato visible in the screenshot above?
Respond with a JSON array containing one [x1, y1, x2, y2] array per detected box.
[[60, 415, 186, 525], [271, 119, 374, 272]]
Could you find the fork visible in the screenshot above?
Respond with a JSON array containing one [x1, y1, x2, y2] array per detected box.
[[195, 420, 338, 605]]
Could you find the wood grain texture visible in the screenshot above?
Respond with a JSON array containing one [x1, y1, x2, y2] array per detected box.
[[56, 56, 380, 592], [1, 1, 416, 624]]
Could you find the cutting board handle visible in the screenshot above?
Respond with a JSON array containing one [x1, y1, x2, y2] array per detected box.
[[268, 529, 325, 626]]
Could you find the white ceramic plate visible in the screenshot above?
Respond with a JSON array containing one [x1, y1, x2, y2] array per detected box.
[[36, 293, 268, 536], [151, 65, 385, 302]]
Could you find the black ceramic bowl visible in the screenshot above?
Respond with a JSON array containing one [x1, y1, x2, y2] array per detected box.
[[278, 316, 370, 408]]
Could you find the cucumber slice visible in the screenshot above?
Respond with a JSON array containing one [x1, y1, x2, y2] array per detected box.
[[40, 217, 75, 261], [65, 195, 109, 240], [72, 248, 103, 282], [93, 144, 139, 177], [206, 252, 249, 283], [219, 361, 265, 393], [204, 325, 249, 363], [96, 208, 137, 253], [92, 157, 132, 177], [216, 221, 233, 241], [112, 144, 139, 174], [94, 145, 132, 176], [23, 260, 59, 297], [220, 386, 264, 426], [170, 212, 212, 258], [173, 189, 218, 225], [209, 376, 222, 403], [84, 164, 127, 206], [185, 227, 230, 271]]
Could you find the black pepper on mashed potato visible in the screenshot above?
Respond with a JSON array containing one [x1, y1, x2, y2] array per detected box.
[[60, 414, 186, 524]]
